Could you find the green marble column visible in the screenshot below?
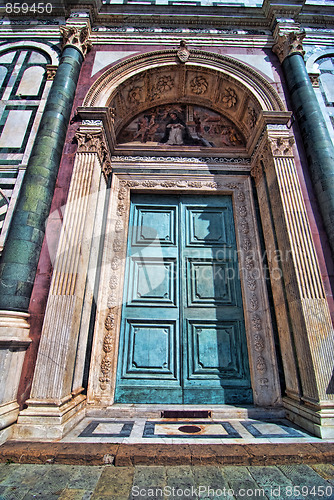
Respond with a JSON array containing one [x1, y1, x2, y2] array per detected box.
[[0, 38, 87, 312], [281, 49, 334, 257]]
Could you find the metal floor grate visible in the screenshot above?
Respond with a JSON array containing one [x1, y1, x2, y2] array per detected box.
[[161, 410, 211, 418]]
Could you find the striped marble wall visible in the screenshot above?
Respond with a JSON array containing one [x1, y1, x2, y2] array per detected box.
[[0, 47, 51, 251]]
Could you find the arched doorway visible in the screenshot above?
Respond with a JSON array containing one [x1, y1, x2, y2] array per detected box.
[[80, 49, 287, 409], [16, 47, 334, 439]]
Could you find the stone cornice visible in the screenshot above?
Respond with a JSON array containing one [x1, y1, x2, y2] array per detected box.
[[76, 106, 116, 151], [1, 1, 333, 31]]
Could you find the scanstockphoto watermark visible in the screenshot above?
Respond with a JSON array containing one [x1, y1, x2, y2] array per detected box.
[[131, 485, 334, 498], [132, 485, 262, 497], [45, 191, 291, 305]]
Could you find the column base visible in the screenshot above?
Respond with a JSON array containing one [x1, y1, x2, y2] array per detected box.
[[15, 394, 86, 440], [0, 401, 19, 429], [0, 310, 31, 437], [284, 397, 334, 438], [0, 401, 19, 444]]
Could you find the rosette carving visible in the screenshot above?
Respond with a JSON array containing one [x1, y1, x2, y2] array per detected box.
[[190, 76, 208, 95], [222, 87, 237, 108]]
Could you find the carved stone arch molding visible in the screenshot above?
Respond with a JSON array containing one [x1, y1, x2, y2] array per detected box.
[[83, 49, 287, 155], [84, 49, 285, 111]]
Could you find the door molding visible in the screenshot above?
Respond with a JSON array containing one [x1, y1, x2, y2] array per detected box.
[[87, 171, 282, 407]]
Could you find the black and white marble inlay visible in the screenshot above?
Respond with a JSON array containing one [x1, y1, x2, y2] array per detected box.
[[79, 420, 134, 438], [241, 420, 304, 438], [143, 420, 241, 439]]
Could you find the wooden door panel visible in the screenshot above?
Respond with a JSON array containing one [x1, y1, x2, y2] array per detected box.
[[181, 196, 252, 404], [128, 258, 177, 307], [132, 205, 176, 247], [123, 320, 178, 377], [186, 206, 230, 246], [186, 320, 250, 381], [186, 259, 238, 306], [115, 196, 182, 403]]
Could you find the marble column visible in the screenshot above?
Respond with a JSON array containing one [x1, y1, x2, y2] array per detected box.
[[253, 124, 334, 438], [0, 20, 91, 439], [273, 28, 334, 258], [16, 125, 112, 440], [0, 22, 91, 312]]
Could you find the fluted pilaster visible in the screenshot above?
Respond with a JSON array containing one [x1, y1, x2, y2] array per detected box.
[[16, 125, 111, 439]]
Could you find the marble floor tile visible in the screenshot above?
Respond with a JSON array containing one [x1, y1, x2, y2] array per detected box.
[[59, 416, 326, 444]]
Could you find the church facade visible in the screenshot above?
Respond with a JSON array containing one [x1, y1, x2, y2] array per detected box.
[[0, 0, 333, 442]]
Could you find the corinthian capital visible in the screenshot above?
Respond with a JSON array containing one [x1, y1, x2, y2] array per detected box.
[[273, 29, 305, 64], [75, 127, 112, 180], [60, 24, 92, 58]]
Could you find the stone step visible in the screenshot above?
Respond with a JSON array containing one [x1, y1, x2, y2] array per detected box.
[[86, 404, 286, 420], [0, 441, 333, 467]]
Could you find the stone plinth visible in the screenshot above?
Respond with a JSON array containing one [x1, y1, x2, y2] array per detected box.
[[0, 311, 31, 439]]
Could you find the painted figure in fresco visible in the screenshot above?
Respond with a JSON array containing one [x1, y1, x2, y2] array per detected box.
[[220, 126, 232, 146], [134, 113, 160, 143], [194, 111, 205, 136], [134, 117, 149, 142], [160, 111, 189, 145], [117, 104, 245, 148], [229, 127, 243, 146], [192, 111, 215, 147], [146, 113, 160, 141]]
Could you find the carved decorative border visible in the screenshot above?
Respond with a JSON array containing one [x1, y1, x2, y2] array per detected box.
[[111, 155, 251, 165]]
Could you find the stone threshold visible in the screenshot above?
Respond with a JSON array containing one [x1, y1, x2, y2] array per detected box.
[[85, 404, 286, 420], [0, 441, 333, 467]]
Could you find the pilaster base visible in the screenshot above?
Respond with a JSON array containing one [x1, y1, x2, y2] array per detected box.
[[15, 394, 86, 440], [284, 397, 334, 438]]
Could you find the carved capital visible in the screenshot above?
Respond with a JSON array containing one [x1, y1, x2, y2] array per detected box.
[[75, 129, 112, 179], [46, 64, 58, 81], [268, 136, 295, 157], [60, 24, 92, 57], [273, 30, 305, 64], [308, 72, 320, 88], [250, 162, 264, 184]]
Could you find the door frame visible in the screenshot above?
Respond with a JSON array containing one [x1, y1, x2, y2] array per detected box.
[[87, 170, 282, 408], [115, 193, 253, 405]]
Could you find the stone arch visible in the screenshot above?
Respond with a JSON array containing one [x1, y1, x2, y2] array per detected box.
[[74, 48, 290, 411], [85, 49, 284, 111], [306, 49, 334, 73], [83, 48, 286, 153]]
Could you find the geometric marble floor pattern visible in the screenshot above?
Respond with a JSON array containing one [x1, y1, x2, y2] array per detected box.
[[63, 417, 326, 444]]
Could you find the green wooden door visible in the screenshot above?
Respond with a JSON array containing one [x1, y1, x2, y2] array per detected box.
[[114, 194, 252, 404]]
